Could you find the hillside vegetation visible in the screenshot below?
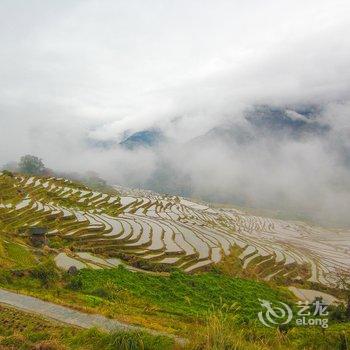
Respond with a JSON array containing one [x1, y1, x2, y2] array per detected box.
[[0, 172, 349, 286], [0, 171, 349, 349]]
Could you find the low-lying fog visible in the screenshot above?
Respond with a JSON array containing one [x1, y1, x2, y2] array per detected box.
[[1, 0, 350, 227]]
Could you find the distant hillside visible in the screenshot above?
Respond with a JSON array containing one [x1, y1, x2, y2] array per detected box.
[[0, 171, 349, 286], [191, 105, 329, 147], [120, 129, 165, 149]]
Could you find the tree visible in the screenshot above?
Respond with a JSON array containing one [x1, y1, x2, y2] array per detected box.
[[18, 155, 45, 175]]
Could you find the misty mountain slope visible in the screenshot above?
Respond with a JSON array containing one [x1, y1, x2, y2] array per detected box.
[[0, 172, 349, 286], [245, 105, 330, 138], [120, 129, 165, 149], [189, 105, 329, 146], [113, 103, 349, 228]]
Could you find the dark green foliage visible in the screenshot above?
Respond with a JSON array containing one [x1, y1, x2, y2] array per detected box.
[[0, 271, 13, 285], [329, 303, 350, 323], [68, 275, 84, 291], [30, 260, 60, 286], [18, 155, 45, 175]]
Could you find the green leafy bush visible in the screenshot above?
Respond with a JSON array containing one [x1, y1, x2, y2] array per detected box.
[[30, 260, 60, 286]]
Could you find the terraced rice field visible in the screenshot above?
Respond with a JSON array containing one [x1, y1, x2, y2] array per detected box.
[[0, 172, 349, 286]]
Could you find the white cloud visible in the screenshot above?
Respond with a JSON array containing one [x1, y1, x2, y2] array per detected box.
[[0, 0, 350, 225]]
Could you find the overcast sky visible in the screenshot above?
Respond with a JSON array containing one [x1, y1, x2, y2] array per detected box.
[[1, 0, 349, 137], [1, 1, 350, 225]]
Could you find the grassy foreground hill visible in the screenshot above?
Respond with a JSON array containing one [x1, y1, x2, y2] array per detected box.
[[0, 171, 349, 349]]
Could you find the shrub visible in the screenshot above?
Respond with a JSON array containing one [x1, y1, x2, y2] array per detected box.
[[329, 303, 348, 322], [92, 287, 110, 299], [31, 260, 60, 286], [0, 270, 13, 284], [67, 275, 83, 290]]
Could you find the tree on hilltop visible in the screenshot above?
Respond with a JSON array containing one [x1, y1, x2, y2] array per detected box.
[[18, 155, 45, 175]]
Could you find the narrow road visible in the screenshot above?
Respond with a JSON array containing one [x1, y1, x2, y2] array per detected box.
[[0, 288, 185, 346]]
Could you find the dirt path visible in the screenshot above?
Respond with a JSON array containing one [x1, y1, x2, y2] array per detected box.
[[0, 288, 185, 346]]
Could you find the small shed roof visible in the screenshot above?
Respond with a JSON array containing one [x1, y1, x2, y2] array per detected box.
[[28, 227, 48, 235]]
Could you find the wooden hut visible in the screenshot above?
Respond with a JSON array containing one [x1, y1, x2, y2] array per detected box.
[[28, 227, 48, 247]]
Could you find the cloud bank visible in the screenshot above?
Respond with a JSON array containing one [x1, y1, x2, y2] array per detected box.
[[1, 0, 350, 226]]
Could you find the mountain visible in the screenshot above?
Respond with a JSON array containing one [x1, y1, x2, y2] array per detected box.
[[245, 105, 330, 137], [190, 124, 253, 147], [191, 104, 329, 147], [120, 129, 165, 149]]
